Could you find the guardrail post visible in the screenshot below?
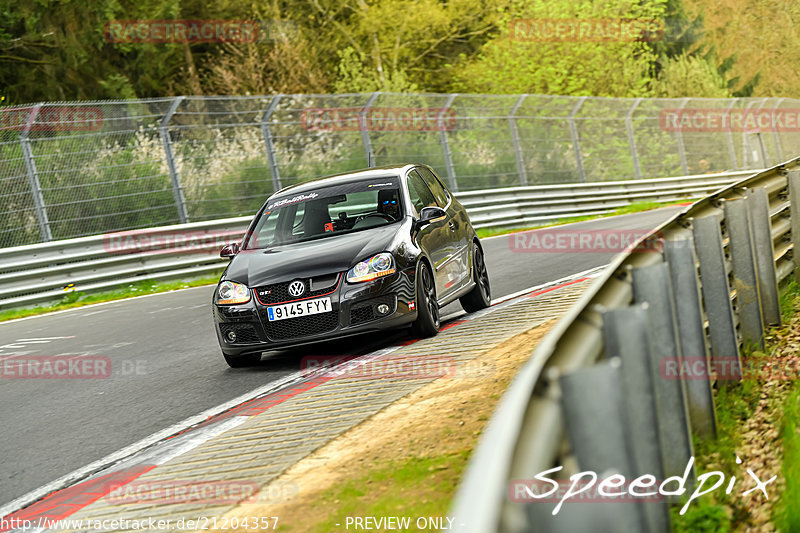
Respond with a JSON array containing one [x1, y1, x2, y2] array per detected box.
[[788, 171, 800, 283], [631, 262, 694, 481], [663, 238, 717, 438], [557, 359, 647, 533], [602, 304, 669, 533], [19, 104, 53, 241], [568, 97, 587, 183], [359, 92, 380, 166], [724, 197, 765, 350], [746, 187, 781, 326], [261, 95, 283, 192], [675, 98, 689, 175], [438, 93, 458, 191], [509, 94, 528, 185], [160, 96, 189, 224], [626, 98, 643, 179], [692, 214, 742, 378]]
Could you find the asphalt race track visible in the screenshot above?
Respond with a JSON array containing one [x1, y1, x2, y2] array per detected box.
[[0, 206, 680, 506]]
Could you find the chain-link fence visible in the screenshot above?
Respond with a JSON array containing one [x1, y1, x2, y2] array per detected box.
[[1, 93, 797, 248]]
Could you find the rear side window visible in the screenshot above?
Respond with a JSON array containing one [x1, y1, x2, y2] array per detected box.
[[416, 167, 449, 207], [406, 170, 438, 216]]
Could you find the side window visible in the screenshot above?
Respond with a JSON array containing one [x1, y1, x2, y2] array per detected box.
[[406, 170, 438, 217], [416, 167, 449, 207]]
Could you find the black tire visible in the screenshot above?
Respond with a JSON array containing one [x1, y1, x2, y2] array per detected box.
[[223, 351, 262, 368], [411, 261, 440, 338], [459, 243, 491, 313]]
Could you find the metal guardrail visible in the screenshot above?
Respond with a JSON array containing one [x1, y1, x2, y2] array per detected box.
[[0, 171, 750, 310], [451, 157, 800, 532], [1, 93, 790, 249]]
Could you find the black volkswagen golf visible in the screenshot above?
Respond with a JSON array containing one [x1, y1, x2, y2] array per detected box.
[[213, 164, 490, 367]]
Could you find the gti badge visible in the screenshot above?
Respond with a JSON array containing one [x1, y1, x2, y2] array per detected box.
[[288, 280, 306, 297]]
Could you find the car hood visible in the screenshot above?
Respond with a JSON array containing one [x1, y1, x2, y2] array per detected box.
[[224, 222, 405, 287]]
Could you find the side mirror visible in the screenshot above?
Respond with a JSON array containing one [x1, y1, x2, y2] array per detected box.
[[414, 206, 447, 232], [220, 242, 240, 258]]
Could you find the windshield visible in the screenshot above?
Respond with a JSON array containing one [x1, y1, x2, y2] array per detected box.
[[243, 177, 403, 249]]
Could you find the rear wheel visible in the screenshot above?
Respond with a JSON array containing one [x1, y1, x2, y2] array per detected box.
[[411, 261, 440, 338], [460, 243, 491, 313], [223, 351, 262, 368]]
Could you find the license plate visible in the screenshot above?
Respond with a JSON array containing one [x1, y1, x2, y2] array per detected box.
[[267, 297, 332, 322]]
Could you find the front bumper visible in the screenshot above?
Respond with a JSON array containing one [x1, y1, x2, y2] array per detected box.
[[213, 268, 417, 357]]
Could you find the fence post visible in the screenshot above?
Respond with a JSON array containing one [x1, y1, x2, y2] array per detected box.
[[19, 104, 53, 241], [746, 187, 781, 326], [159, 96, 188, 224], [359, 92, 380, 166], [663, 238, 717, 438], [692, 214, 742, 379], [261, 95, 283, 192], [756, 98, 770, 167], [631, 262, 694, 481], [675, 98, 689, 175], [568, 97, 587, 183], [509, 94, 528, 185], [438, 93, 458, 192], [724, 197, 765, 350], [772, 98, 785, 163], [724, 99, 739, 170], [626, 98, 643, 179]]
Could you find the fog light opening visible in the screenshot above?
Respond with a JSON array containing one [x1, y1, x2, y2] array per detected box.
[[377, 304, 390, 315], [226, 330, 237, 343]]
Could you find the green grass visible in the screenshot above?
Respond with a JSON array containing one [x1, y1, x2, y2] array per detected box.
[[474, 199, 693, 239], [294, 451, 470, 533], [0, 272, 224, 322]]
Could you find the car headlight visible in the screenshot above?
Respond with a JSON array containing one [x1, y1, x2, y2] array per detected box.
[[346, 252, 396, 283], [217, 281, 250, 305]]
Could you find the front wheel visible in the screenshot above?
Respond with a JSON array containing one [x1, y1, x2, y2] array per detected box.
[[459, 243, 491, 313], [223, 351, 262, 368], [411, 261, 440, 338]]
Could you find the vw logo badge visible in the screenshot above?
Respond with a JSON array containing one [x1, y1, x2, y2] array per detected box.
[[288, 280, 305, 297]]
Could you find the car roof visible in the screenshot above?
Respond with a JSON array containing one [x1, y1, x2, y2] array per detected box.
[[270, 164, 417, 198]]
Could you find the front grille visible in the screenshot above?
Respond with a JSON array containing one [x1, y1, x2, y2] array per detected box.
[[263, 312, 339, 340], [350, 295, 397, 326], [254, 273, 340, 305], [220, 323, 262, 344]]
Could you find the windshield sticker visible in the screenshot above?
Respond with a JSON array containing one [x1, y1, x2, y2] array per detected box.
[[267, 192, 319, 210], [368, 182, 394, 188]]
